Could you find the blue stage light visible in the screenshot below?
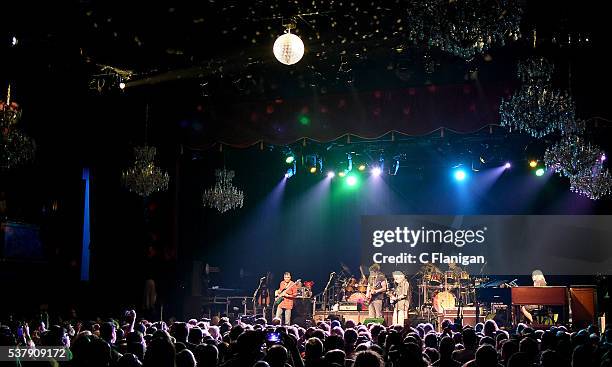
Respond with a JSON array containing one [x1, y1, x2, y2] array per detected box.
[[454, 169, 467, 181]]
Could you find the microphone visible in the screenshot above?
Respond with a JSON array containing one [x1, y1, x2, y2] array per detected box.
[[260, 276, 267, 281]]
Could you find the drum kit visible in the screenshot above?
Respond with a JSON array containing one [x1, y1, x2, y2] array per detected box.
[[418, 263, 478, 315], [341, 265, 369, 304]]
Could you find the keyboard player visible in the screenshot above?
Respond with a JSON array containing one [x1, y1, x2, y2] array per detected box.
[[521, 269, 547, 323]]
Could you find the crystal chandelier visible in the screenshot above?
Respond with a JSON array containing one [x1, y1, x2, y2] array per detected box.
[[203, 169, 244, 213], [500, 57, 582, 138], [544, 135, 612, 200], [406, 0, 522, 59], [0, 85, 36, 170], [544, 135, 604, 178], [122, 145, 169, 197], [570, 168, 612, 200]]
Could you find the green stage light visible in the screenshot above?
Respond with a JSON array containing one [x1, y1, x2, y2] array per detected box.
[[535, 168, 545, 176], [285, 156, 295, 164], [298, 114, 310, 126], [346, 175, 357, 186]]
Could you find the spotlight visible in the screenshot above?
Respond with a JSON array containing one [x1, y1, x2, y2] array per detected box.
[[285, 160, 296, 179], [535, 168, 545, 177], [602, 154, 607, 162], [327, 171, 335, 178], [504, 162, 511, 169], [285, 155, 295, 164], [119, 82, 126, 90], [454, 169, 467, 181], [529, 160, 538, 168], [346, 175, 357, 186], [305, 154, 322, 174], [338, 171, 346, 177], [371, 167, 382, 176], [390, 159, 400, 175], [358, 164, 366, 171]]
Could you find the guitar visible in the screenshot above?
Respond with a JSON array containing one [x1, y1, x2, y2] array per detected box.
[[274, 279, 301, 306], [387, 290, 408, 306], [366, 276, 386, 303]]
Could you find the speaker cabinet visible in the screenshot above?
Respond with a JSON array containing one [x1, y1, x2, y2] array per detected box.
[[570, 286, 597, 329], [292, 298, 314, 326]]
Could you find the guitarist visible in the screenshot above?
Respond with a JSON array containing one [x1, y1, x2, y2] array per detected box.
[[366, 264, 387, 318], [390, 271, 410, 325], [275, 272, 298, 325]]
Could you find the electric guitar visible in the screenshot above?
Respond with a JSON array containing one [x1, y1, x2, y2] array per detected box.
[[274, 279, 301, 306], [387, 290, 408, 306], [366, 277, 385, 303]]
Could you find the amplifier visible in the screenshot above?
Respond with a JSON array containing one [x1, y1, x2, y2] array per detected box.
[[437, 307, 482, 331], [339, 303, 365, 311]]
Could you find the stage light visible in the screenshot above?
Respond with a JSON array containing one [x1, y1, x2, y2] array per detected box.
[[371, 167, 382, 176], [298, 114, 310, 126], [285, 160, 296, 179], [529, 160, 538, 168], [535, 168, 545, 176], [358, 164, 366, 171], [454, 169, 467, 181], [327, 171, 335, 178], [285, 155, 295, 164], [119, 82, 126, 90], [347, 153, 353, 172], [346, 175, 357, 186], [504, 162, 511, 169], [305, 154, 322, 175], [602, 154, 607, 162], [390, 159, 400, 175], [338, 171, 346, 177]]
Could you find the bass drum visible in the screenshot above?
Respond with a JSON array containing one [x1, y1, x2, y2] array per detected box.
[[347, 292, 367, 303], [433, 291, 456, 313]]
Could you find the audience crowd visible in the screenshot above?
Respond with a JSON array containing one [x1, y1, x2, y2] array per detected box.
[[1, 311, 612, 367]]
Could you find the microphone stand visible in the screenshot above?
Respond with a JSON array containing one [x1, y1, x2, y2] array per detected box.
[[322, 272, 335, 311], [253, 277, 264, 318]]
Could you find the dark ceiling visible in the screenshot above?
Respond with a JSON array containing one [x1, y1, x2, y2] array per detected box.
[[0, 0, 610, 155]]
